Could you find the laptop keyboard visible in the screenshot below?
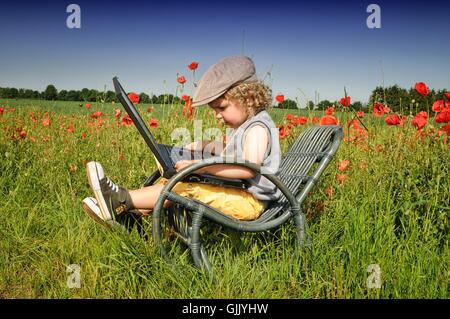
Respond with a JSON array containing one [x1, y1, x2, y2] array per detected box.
[[159, 144, 212, 166]]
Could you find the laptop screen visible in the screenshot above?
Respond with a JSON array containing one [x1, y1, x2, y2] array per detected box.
[[112, 77, 169, 171]]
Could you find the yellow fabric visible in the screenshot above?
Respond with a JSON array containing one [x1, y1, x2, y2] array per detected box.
[[158, 178, 266, 220]]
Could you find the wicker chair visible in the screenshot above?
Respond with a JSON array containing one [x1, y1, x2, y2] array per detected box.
[[144, 125, 343, 275]]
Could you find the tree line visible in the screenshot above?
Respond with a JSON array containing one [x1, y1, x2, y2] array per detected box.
[[0, 85, 184, 105], [1, 84, 447, 112], [276, 85, 447, 112]]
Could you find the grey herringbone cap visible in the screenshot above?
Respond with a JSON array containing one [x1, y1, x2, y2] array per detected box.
[[192, 56, 258, 107]]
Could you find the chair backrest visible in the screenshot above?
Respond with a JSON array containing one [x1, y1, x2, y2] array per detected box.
[[258, 125, 343, 221]]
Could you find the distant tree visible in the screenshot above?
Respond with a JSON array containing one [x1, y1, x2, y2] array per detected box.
[[139, 92, 150, 103], [277, 99, 298, 109], [352, 101, 363, 111], [152, 95, 161, 104], [88, 89, 98, 102], [316, 100, 332, 110], [80, 88, 90, 101], [369, 85, 411, 113], [58, 90, 68, 101], [6, 87, 19, 99], [66, 90, 81, 101], [23, 89, 35, 99], [33, 90, 41, 99], [44, 84, 58, 100], [157, 94, 170, 104], [106, 90, 116, 102]]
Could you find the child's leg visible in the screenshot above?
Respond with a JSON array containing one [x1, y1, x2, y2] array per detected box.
[[129, 183, 170, 211]]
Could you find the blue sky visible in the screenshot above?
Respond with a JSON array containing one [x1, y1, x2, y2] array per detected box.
[[0, 0, 449, 104]]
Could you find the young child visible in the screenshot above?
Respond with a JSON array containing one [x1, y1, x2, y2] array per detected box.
[[82, 56, 281, 227]]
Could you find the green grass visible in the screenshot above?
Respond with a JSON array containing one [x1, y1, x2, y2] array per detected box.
[[0, 99, 448, 298]]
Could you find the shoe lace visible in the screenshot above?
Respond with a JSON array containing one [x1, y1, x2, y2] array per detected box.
[[106, 178, 119, 193]]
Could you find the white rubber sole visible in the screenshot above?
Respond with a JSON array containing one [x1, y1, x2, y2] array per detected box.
[[86, 161, 112, 221], [82, 197, 121, 229]]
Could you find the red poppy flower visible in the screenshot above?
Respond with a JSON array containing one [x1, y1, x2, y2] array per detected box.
[[177, 76, 187, 85], [114, 109, 121, 119], [338, 159, 350, 172], [445, 92, 450, 100], [319, 115, 338, 126], [296, 116, 308, 125], [182, 99, 193, 120], [326, 186, 334, 198], [436, 107, 450, 123], [19, 130, 27, 139], [325, 106, 335, 115], [275, 94, 284, 103], [385, 114, 401, 126], [340, 96, 351, 107], [373, 102, 389, 117], [347, 119, 360, 129], [356, 111, 364, 118], [90, 111, 103, 119], [181, 95, 190, 102], [286, 113, 293, 121], [121, 113, 133, 126], [417, 111, 428, 119], [0, 107, 4, 115], [412, 112, 428, 130], [66, 123, 75, 133], [82, 132, 87, 139], [375, 144, 383, 152], [42, 117, 51, 126], [438, 123, 450, 135], [432, 100, 445, 113], [188, 62, 199, 71], [128, 92, 140, 104], [415, 82, 429, 97], [278, 125, 289, 139], [85, 103, 91, 109], [147, 106, 154, 113], [149, 118, 158, 129], [42, 136, 50, 142], [312, 116, 319, 124]]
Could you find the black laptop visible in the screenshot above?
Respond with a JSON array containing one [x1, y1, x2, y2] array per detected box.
[[113, 76, 249, 189]]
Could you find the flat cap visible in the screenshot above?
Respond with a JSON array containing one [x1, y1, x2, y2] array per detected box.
[[192, 56, 258, 107]]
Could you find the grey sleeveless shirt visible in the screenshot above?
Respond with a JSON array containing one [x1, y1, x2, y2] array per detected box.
[[222, 110, 281, 202]]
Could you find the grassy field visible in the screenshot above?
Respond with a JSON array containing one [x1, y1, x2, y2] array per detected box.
[[0, 99, 448, 298]]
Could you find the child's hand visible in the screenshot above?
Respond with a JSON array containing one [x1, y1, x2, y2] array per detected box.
[[175, 159, 198, 172]]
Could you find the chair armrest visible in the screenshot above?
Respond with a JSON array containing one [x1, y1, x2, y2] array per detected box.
[[152, 157, 301, 244], [161, 156, 299, 210]]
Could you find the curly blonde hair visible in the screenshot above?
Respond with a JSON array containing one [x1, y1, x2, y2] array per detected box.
[[224, 81, 272, 117]]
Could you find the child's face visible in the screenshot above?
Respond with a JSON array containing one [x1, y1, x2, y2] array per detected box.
[[208, 97, 248, 128]]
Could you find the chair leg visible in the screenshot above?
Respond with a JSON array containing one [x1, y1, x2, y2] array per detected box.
[[293, 209, 311, 248], [189, 210, 213, 276]]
